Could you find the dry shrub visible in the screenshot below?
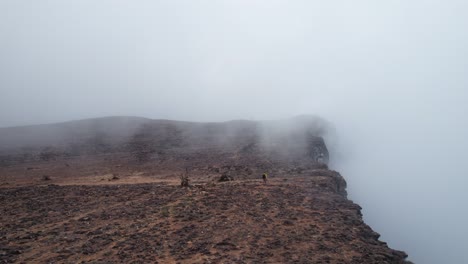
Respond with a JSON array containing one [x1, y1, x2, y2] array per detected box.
[[180, 168, 190, 187]]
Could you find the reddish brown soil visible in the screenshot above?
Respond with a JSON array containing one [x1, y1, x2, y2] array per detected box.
[[0, 117, 410, 263], [0, 174, 408, 264]]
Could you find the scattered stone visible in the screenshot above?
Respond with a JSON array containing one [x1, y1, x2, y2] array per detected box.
[[41, 175, 51, 181]]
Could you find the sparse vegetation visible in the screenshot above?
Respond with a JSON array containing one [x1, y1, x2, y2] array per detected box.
[[0, 117, 409, 263], [0, 168, 408, 263], [160, 206, 170, 217], [180, 168, 190, 187]]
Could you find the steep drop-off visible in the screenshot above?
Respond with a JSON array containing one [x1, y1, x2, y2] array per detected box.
[[0, 116, 410, 263]]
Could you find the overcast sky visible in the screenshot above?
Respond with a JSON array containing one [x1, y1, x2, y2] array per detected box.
[[1, 1, 468, 263]]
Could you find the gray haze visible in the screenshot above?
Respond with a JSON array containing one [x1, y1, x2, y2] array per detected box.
[[1, 1, 468, 263]]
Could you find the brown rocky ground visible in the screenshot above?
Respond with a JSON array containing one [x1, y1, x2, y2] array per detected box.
[[0, 117, 410, 263], [0, 171, 409, 264]]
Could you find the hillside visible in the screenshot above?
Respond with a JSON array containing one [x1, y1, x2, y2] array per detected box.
[[0, 116, 410, 263]]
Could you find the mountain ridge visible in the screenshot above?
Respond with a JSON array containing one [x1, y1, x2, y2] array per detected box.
[[0, 116, 411, 263]]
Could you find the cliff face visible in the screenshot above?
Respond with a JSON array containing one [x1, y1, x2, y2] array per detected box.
[[0, 117, 410, 263]]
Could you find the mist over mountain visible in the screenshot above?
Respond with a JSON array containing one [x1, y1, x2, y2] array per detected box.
[[1, 1, 468, 263], [0, 116, 412, 263], [0, 115, 330, 167]]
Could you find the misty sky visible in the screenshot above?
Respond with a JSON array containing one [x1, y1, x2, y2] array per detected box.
[[1, 1, 468, 263]]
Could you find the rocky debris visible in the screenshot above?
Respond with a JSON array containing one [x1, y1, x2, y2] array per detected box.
[[109, 174, 119, 181], [0, 117, 410, 262], [0, 245, 23, 264], [307, 169, 348, 197], [0, 176, 410, 263], [218, 173, 234, 182], [41, 175, 51, 181]]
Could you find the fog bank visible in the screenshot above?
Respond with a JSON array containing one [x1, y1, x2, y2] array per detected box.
[[1, 1, 468, 263], [327, 100, 468, 264]]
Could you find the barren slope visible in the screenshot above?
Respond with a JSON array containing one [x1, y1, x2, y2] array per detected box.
[[0, 117, 410, 263], [1, 176, 408, 264]]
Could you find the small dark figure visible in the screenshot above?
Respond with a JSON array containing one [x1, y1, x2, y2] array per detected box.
[[262, 172, 268, 184], [42, 175, 51, 181]]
